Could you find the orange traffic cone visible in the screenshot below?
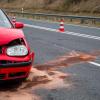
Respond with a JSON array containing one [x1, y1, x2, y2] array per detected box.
[[58, 19, 65, 32], [12, 17, 16, 23]]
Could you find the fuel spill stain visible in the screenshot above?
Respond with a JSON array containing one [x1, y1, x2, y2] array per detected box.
[[0, 50, 98, 100]]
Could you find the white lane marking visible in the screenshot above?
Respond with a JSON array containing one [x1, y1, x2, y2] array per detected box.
[[66, 24, 100, 30], [25, 24, 100, 68], [25, 24, 57, 31], [89, 62, 100, 67], [25, 24, 100, 40]]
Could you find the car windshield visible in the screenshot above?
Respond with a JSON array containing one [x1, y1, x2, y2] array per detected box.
[[0, 10, 12, 28]]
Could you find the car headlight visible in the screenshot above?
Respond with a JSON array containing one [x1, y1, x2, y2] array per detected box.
[[7, 45, 28, 56]]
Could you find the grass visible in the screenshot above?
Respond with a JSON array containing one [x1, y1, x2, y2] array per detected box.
[[0, 0, 100, 14]]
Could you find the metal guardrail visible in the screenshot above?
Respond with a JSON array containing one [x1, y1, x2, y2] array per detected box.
[[6, 11, 100, 25]]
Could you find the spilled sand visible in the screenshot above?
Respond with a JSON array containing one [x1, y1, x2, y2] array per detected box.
[[0, 50, 99, 100]]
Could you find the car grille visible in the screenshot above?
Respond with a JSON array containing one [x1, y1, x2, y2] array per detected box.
[[0, 74, 5, 80], [9, 72, 26, 78], [0, 47, 2, 54], [0, 72, 26, 80], [0, 60, 12, 64]]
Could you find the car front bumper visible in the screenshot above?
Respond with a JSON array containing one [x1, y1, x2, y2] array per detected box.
[[0, 53, 34, 80]]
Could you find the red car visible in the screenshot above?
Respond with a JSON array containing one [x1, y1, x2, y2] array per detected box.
[[0, 9, 34, 80]]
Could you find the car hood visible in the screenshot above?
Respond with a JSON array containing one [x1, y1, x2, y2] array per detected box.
[[0, 28, 24, 46]]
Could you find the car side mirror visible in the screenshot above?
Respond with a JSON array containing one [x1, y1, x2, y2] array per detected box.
[[15, 22, 24, 29]]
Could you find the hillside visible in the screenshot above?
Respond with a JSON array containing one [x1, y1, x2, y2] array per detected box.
[[0, 0, 100, 14]]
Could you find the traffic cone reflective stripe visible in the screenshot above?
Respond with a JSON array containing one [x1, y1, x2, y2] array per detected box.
[[60, 21, 64, 24], [12, 17, 16, 23], [58, 19, 65, 32], [59, 26, 64, 32]]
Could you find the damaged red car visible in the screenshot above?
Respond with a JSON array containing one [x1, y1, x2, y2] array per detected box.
[[0, 9, 34, 80]]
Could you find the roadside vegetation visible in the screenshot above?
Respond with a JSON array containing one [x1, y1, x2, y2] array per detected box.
[[0, 0, 100, 16]]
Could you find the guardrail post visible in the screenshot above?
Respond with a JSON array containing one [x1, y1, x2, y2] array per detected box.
[[21, 8, 24, 13], [92, 19, 95, 24], [70, 18, 72, 22], [21, 8, 24, 17], [80, 19, 85, 24]]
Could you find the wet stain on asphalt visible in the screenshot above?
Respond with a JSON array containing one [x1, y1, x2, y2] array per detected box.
[[0, 50, 99, 100]]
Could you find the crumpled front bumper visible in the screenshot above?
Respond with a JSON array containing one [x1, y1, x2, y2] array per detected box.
[[0, 52, 34, 80], [0, 60, 32, 68]]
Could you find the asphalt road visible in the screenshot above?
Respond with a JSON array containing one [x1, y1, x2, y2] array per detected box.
[[18, 18, 100, 100]]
